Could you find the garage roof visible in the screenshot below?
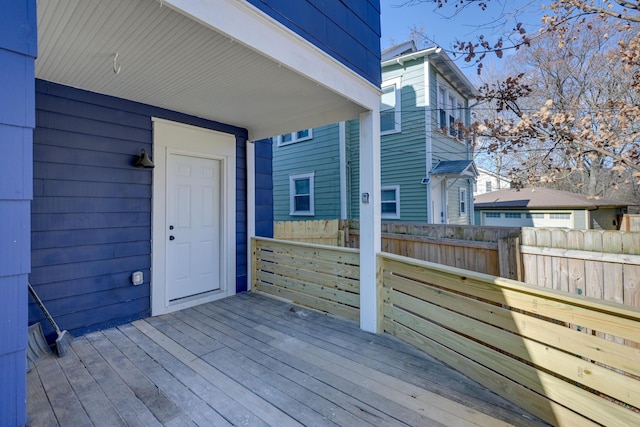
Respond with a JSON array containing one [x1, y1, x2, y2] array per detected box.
[[474, 188, 629, 209]]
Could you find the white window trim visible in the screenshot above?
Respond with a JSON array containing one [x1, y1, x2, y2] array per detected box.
[[459, 187, 467, 216], [381, 77, 402, 135], [381, 185, 401, 219], [437, 80, 466, 142], [277, 129, 313, 146], [289, 172, 315, 216]]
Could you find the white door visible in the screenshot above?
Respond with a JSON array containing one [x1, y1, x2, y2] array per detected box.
[[166, 154, 221, 302], [151, 118, 236, 316], [431, 179, 446, 224]]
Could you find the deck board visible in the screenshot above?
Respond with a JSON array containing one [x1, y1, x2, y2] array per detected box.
[[28, 292, 548, 426]]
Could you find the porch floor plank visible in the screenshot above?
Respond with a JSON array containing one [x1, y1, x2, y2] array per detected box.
[[28, 292, 548, 426], [176, 305, 419, 427], [228, 292, 534, 420]]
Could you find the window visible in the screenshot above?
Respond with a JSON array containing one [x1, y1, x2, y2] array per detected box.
[[438, 87, 447, 130], [505, 212, 522, 219], [485, 181, 492, 192], [381, 186, 400, 219], [438, 82, 465, 140], [448, 95, 457, 137], [277, 129, 313, 146], [550, 213, 571, 219], [526, 213, 545, 219], [459, 188, 467, 216], [486, 212, 501, 218], [381, 78, 401, 134], [289, 172, 314, 216]]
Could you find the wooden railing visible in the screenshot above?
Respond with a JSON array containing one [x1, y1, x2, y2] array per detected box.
[[381, 252, 640, 426], [251, 237, 640, 425], [252, 237, 359, 321]]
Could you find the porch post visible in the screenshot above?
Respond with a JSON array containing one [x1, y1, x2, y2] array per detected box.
[[359, 110, 382, 333], [246, 140, 255, 291], [0, 1, 36, 425]]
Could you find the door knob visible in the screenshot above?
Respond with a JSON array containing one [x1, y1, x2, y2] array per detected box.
[[169, 235, 175, 241], [169, 225, 174, 230]]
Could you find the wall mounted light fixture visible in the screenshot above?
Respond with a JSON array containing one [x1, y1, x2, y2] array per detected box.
[[134, 149, 155, 168]]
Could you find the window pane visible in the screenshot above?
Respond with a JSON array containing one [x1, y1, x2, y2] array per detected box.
[[294, 195, 310, 211], [381, 202, 397, 214], [486, 181, 492, 192], [380, 86, 395, 111], [382, 189, 396, 201], [381, 111, 395, 132], [281, 133, 292, 143], [296, 129, 309, 139], [295, 178, 309, 195]]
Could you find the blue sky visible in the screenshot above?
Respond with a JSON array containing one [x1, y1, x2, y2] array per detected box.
[[380, 1, 547, 77]]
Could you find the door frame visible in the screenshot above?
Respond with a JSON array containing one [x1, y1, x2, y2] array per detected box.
[[151, 118, 236, 315]]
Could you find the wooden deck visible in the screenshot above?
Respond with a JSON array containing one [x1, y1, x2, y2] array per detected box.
[[28, 293, 547, 426]]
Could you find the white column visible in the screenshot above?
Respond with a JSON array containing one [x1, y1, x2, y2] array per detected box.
[[359, 110, 381, 333], [246, 141, 256, 291]]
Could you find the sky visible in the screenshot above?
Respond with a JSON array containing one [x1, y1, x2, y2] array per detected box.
[[379, 0, 547, 79]]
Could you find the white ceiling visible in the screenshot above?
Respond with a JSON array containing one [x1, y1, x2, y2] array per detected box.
[[36, 0, 370, 140]]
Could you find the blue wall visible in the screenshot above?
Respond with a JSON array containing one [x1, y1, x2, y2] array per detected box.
[[247, 0, 381, 86], [31, 80, 255, 338], [255, 139, 274, 237], [0, 2, 36, 425]]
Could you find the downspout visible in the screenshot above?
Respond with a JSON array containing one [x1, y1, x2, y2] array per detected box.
[[339, 122, 347, 219], [246, 140, 255, 291]]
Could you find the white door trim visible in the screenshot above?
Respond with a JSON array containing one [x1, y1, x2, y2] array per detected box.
[[151, 118, 236, 315]]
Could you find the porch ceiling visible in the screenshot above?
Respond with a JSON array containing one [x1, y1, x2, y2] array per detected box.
[[36, 0, 371, 140]]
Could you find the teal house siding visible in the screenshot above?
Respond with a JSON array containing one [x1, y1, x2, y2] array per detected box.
[[273, 124, 342, 221], [273, 41, 478, 225]]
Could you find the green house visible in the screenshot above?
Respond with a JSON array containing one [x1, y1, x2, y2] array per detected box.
[[273, 41, 479, 224]]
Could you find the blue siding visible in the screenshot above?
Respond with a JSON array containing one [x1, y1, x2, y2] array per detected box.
[[247, 0, 381, 86], [255, 139, 274, 238], [31, 80, 251, 338], [0, 1, 36, 425]]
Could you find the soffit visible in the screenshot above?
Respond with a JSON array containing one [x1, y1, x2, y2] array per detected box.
[[36, 0, 368, 140]]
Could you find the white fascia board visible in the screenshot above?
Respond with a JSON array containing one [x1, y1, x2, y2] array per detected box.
[[165, 0, 380, 111]]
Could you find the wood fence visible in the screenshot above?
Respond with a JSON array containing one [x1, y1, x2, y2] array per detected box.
[[521, 228, 640, 311], [380, 252, 640, 426], [274, 220, 346, 246], [621, 214, 640, 231], [274, 220, 522, 279], [252, 237, 359, 321], [347, 220, 522, 280]]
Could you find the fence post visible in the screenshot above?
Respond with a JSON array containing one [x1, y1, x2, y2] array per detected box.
[[498, 236, 522, 280]]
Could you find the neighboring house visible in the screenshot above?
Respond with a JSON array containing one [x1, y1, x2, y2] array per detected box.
[[474, 188, 628, 229], [273, 41, 479, 225], [474, 167, 512, 196], [1, 1, 381, 424]]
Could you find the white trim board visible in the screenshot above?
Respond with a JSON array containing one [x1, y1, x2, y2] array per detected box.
[[151, 118, 237, 315]]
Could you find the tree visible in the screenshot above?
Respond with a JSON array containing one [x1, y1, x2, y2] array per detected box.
[[405, 0, 640, 196]]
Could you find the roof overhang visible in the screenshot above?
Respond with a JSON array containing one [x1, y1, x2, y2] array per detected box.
[[381, 47, 478, 100], [36, 0, 380, 140], [430, 160, 479, 178]]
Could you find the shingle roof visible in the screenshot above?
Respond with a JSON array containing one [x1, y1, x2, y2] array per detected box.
[[431, 160, 477, 176], [474, 188, 628, 209]]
